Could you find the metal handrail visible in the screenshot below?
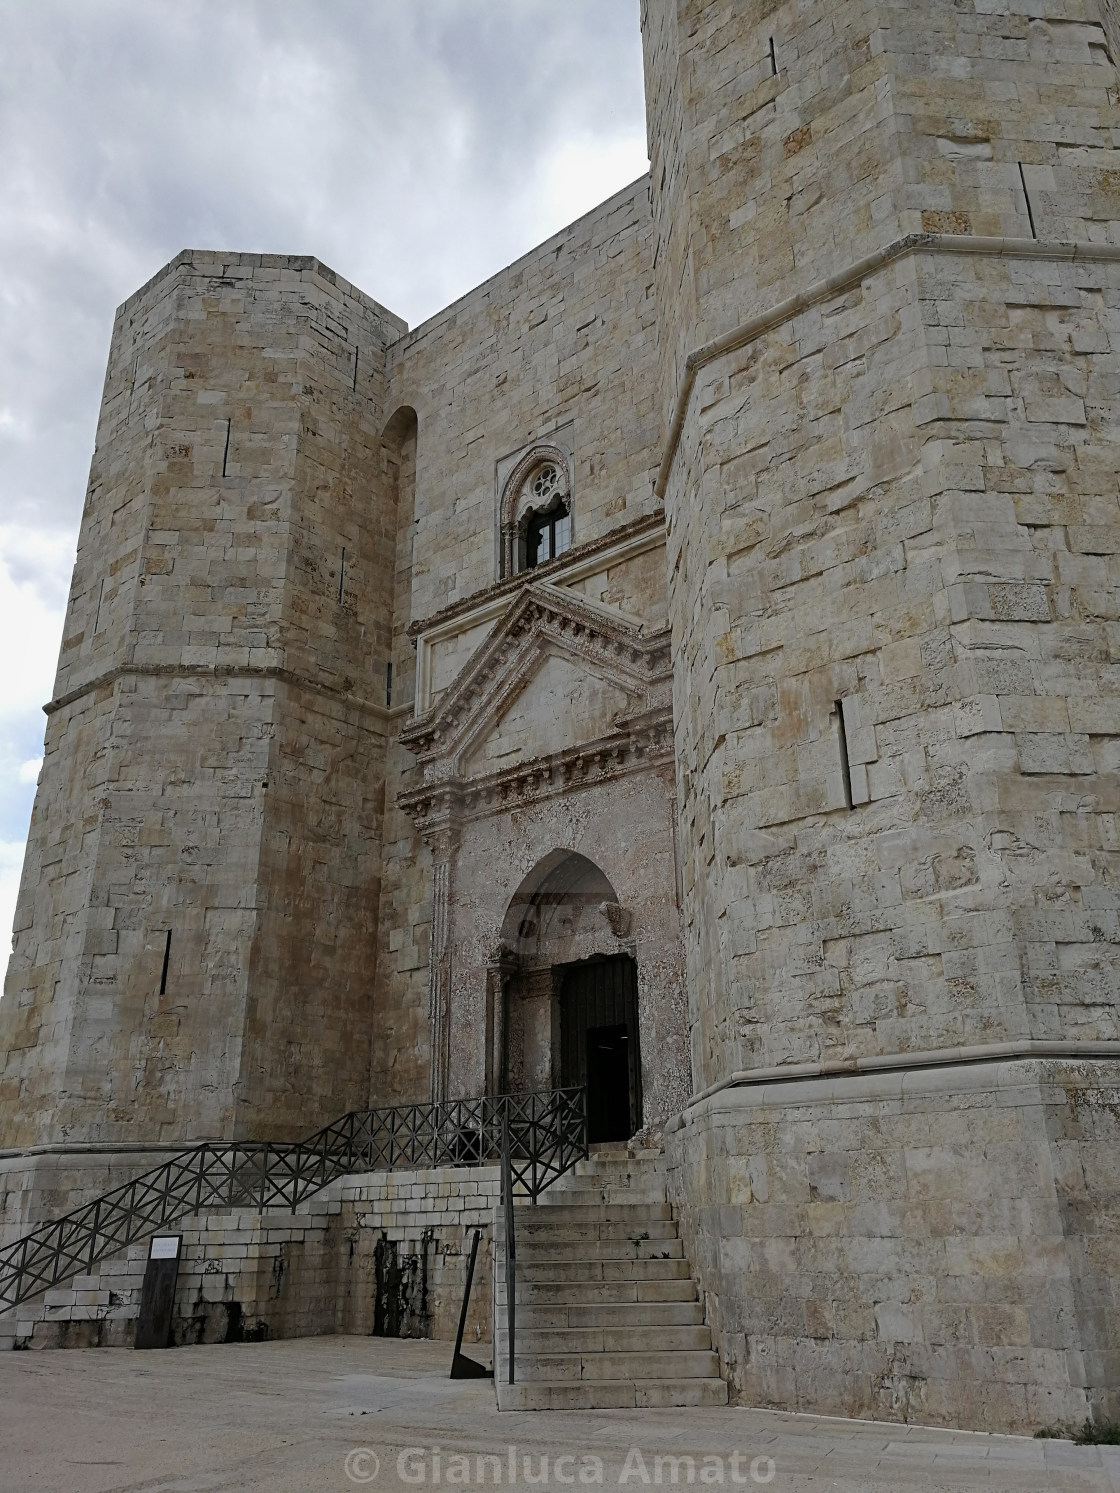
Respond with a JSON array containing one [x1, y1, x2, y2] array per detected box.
[[0, 1086, 588, 1313], [501, 1105, 516, 1384]]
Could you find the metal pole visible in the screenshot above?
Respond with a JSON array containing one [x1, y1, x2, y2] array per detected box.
[[501, 1103, 516, 1385]]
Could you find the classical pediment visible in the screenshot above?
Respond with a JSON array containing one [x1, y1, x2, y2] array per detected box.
[[398, 582, 673, 833], [399, 582, 671, 772], [462, 650, 638, 778]]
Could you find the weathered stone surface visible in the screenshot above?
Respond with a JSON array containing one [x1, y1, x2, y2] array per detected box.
[[666, 1057, 1120, 1432], [645, 0, 1120, 1430], [0, 252, 404, 1146], [4, 1163, 499, 1349]]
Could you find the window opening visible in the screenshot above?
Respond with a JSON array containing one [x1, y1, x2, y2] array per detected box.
[[834, 700, 854, 811], [525, 498, 571, 567], [159, 930, 172, 995], [1018, 162, 1037, 238], [524, 465, 571, 568]]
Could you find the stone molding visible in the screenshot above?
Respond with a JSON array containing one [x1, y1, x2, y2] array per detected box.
[[399, 706, 674, 837], [671, 1039, 1120, 1127], [43, 661, 397, 723], [408, 507, 663, 638], [655, 231, 1120, 500], [427, 849, 455, 1105]]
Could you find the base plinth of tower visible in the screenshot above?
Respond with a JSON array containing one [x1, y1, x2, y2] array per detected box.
[[666, 1056, 1120, 1436]]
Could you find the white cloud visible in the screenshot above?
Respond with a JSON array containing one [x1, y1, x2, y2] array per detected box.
[[0, 524, 68, 714], [0, 840, 26, 963], [532, 134, 651, 238], [18, 759, 42, 785]]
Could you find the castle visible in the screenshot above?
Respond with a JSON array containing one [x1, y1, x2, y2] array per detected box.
[[2, 0, 1119, 1431]]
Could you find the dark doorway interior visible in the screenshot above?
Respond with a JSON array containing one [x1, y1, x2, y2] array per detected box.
[[558, 955, 642, 1143], [586, 1025, 631, 1143]]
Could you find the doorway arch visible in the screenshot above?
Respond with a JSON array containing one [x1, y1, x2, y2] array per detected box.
[[497, 850, 642, 1142]]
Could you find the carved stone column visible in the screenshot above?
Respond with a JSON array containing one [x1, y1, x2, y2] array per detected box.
[[425, 823, 457, 1106], [484, 942, 518, 1096]]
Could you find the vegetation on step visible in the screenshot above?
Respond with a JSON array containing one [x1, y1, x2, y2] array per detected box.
[[1034, 1419, 1120, 1446]]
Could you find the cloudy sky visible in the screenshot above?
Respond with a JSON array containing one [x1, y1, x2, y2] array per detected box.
[[0, 0, 649, 952]]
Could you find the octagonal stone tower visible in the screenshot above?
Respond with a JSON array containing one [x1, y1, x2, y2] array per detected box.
[[0, 253, 405, 1168], [644, 0, 1120, 1430]]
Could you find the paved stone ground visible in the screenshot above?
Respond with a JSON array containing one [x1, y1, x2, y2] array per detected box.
[[1, 1337, 1117, 1492]]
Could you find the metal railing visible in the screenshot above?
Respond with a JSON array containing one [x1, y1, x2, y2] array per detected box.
[[501, 1106, 517, 1384], [0, 1087, 587, 1314]]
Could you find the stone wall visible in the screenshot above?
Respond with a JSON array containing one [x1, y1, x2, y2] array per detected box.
[[666, 1056, 1120, 1432], [386, 178, 659, 623], [1, 1164, 499, 1353], [369, 180, 664, 1110], [646, 0, 1120, 1089], [0, 1144, 188, 1243]]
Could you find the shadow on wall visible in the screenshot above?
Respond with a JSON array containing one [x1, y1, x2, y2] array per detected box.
[[373, 1228, 435, 1338]]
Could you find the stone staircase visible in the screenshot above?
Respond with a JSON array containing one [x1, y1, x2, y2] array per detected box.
[[493, 1147, 727, 1409]]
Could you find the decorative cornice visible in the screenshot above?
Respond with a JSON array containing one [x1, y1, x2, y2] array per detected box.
[[399, 705, 674, 831], [407, 509, 664, 641], [44, 661, 394, 722], [656, 232, 1120, 500]]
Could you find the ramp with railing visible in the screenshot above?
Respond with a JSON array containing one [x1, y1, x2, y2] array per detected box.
[[0, 1087, 587, 1313]]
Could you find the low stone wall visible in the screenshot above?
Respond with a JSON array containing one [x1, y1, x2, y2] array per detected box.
[[0, 1145, 190, 1243], [665, 1057, 1120, 1436], [1, 1164, 500, 1353]]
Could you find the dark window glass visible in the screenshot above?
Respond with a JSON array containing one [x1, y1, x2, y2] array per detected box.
[[525, 500, 571, 568]]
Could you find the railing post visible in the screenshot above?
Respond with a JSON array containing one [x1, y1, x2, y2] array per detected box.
[[501, 1102, 516, 1385]]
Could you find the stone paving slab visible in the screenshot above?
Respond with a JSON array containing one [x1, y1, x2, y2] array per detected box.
[[1, 1337, 1118, 1492]]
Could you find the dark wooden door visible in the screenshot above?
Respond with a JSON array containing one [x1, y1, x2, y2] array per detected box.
[[559, 956, 642, 1141]]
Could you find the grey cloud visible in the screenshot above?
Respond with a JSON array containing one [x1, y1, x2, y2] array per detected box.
[[0, 0, 646, 545]]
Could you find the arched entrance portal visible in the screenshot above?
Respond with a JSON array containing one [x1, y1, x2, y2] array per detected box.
[[499, 851, 642, 1143]]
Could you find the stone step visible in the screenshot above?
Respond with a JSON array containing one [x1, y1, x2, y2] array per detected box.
[[499, 1349, 721, 1383], [555, 1162, 666, 1182], [496, 1378, 728, 1411], [509, 1202, 673, 1224], [506, 1324, 714, 1354], [515, 1257, 693, 1284], [574, 1153, 663, 1170], [516, 1237, 683, 1263], [538, 1187, 667, 1207], [516, 1301, 706, 1329], [493, 1151, 724, 1415], [497, 1216, 678, 1243], [566, 1171, 665, 1187], [497, 1278, 698, 1306]]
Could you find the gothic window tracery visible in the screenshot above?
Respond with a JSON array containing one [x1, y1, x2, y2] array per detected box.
[[499, 444, 573, 577], [523, 462, 571, 567]]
